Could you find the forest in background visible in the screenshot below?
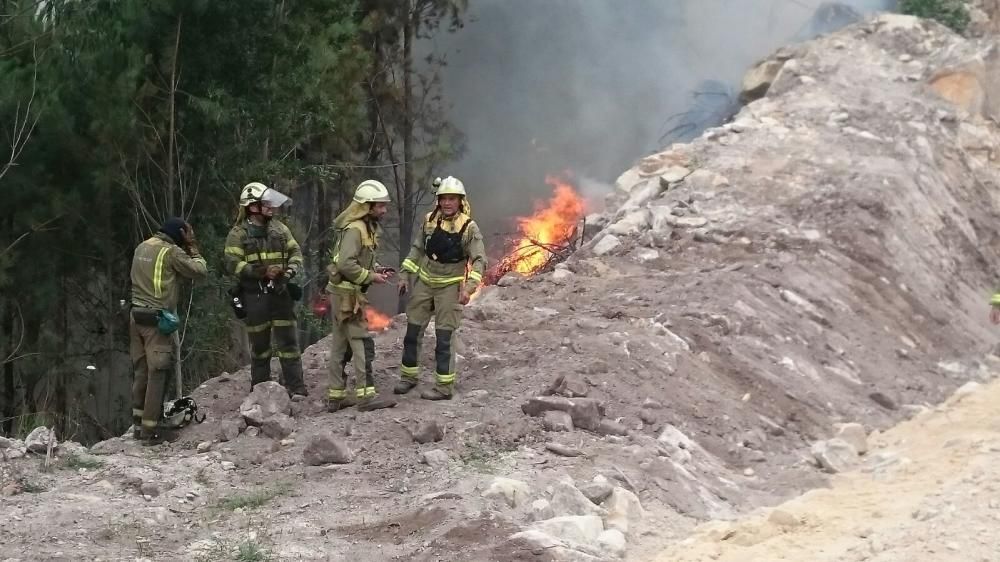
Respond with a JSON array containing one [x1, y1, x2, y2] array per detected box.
[[0, 0, 467, 443]]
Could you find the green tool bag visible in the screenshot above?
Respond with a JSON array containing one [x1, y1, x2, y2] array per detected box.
[[157, 310, 180, 335]]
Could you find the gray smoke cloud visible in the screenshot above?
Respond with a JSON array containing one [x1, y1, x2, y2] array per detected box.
[[423, 0, 896, 242]]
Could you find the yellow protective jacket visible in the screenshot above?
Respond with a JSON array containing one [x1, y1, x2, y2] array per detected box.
[[401, 210, 487, 294], [224, 219, 304, 290], [130, 233, 208, 311], [327, 218, 382, 293]]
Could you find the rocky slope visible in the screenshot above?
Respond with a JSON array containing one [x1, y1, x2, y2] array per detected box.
[[3, 13, 1000, 562]]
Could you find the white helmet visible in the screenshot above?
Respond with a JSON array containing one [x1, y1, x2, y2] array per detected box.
[[353, 180, 391, 204], [240, 182, 290, 208], [434, 176, 466, 197]]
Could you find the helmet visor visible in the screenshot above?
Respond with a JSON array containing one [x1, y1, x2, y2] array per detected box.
[[260, 188, 291, 209]]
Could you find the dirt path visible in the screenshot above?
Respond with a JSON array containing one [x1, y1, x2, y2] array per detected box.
[[649, 377, 1000, 562]]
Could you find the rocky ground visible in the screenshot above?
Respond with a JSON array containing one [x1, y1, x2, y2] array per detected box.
[[653, 377, 1000, 562], [4, 12, 1000, 562]]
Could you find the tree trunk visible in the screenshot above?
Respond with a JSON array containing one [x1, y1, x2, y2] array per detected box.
[[166, 15, 182, 216], [398, 1, 416, 313]]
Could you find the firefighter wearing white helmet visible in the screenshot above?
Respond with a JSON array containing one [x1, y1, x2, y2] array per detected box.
[[325, 180, 397, 411], [396, 175, 487, 400], [223, 181, 308, 400]]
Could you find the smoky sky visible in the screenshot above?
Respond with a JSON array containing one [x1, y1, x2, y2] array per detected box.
[[422, 0, 896, 240]]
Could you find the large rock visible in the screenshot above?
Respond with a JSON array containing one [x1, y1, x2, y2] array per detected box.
[[412, 420, 444, 444], [543, 411, 575, 432], [811, 438, 859, 473], [604, 487, 644, 535], [593, 235, 621, 256], [482, 477, 531, 508], [546, 374, 589, 398], [261, 414, 296, 439], [549, 480, 607, 517], [523, 396, 575, 417], [531, 499, 556, 522], [597, 529, 627, 558], [421, 449, 450, 468], [240, 382, 292, 426], [302, 433, 353, 466], [834, 423, 868, 455], [740, 58, 787, 103], [217, 420, 244, 442], [531, 515, 605, 546], [606, 210, 651, 236], [25, 426, 56, 454], [580, 475, 614, 505]]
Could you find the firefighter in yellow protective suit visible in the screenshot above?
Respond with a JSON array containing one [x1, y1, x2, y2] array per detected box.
[[223, 182, 308, 399], [395, 176, 487, 400], [129, 217, 207, 442], [326, 180, 397, 412]]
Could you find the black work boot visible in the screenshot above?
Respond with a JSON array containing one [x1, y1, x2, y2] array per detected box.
[[394, 379, 418, 395], [420, 385, 453, 401]]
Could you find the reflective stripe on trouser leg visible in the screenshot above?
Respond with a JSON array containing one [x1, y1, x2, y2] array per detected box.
[[244, 291, 273, 387], [272, 295, 304, 393], [400, 323, 424, 381], [434, 329, 456, 389]]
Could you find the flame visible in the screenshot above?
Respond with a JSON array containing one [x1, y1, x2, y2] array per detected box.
[[488, 175, 587, 281], [365, 308, 393, 332]]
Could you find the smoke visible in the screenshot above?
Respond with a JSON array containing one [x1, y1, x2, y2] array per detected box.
[[422, 0, 896, 240]]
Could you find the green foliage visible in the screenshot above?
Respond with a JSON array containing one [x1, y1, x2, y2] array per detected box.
[[217, 482, 292, 511], [900, 0, 971, 32], [62, 453, 106, 470], [0, 0, 466, 443]]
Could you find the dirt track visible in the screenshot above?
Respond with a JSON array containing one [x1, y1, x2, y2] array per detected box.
[[649, 375, 1000, 562]]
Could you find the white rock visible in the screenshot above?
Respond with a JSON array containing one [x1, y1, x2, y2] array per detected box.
[[593, 235, 622, 256], [614, 167, 645, 194], [220, 461, 236, 471], [483, 477, 531, 508], [549, 481, 607, 518], [607, 210, 650, 236], [531, 515, 605, 546], [649, 206, 676, 232], [531, 499, 556, 522], [834, 423, 868, 455], [635, 249, 659, 262], [511, 529, 566, 551], [604, 487, 644, 534], [25, 426, 56, 454], [657, 424, 694, 451], [196, 442, 212, 453], [551, 269, 572, 282], [659, 166, 691, 183], [811, 438, 859, 473], [240, 382, 292, 426], [421, 449, 450, 468], [669, 216, 708, 228], [954, 381, 981, 398], [621, 180, 662, 210], [597, 529, 627, 558]]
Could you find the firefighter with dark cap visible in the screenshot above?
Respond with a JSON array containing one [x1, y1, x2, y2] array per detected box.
[[129, 217, 207, 442], [395, 176, 487, 400], [325, 180, 397, 412], [223, 182, 308, 399]]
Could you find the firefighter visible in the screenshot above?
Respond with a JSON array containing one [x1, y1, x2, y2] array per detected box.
[[129, 217, 207, 442], [223, 182, 308, 399], [325, 180, 397, 412], [395, 176, 487, 400]]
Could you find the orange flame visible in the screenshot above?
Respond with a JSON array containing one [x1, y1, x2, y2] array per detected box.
[[365, 308, 393, 331], [495, 175, 587, 278]]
